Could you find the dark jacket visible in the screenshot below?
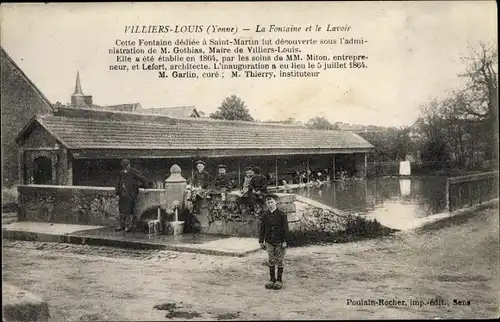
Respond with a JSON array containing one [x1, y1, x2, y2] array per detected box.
[[193, 170, 211, 189], [250, 174, 268, 193], [213, 173, 230, 190], [115, 168, 149, 199], [259, 208, 289, 245]]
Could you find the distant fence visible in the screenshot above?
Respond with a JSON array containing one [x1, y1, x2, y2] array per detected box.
[[446, 171, 499, 212]]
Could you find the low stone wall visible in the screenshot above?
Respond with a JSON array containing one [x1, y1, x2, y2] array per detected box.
[[17, 185, 165, 227], [197, 192, 297, 237], [200, 192, 391, 243], [287, 198, 394, 246]]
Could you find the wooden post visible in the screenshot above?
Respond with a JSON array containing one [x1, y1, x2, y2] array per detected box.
[[51, 154, 58, 185], [238, 159, 241, 189], [306, 157, 310, 184], [191, 159, 194, 185], [469, 184, 473, 206], [66, 152, 73, 185], [364, 154, 368, 178], [458, 184, 462, 210], [18, 150, 24, 184], [446, 178, 451, 212], [332, 155, 336, 181], [275, 157, 278, 187], [479, 180, 482, 204]]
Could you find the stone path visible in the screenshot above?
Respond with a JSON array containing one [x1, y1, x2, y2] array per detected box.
[[2, 222, 261, 257]]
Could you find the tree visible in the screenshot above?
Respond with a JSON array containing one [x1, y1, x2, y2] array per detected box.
[[414, 42, 498, 169], [458, 42, 498, 162], [210, 95, 254, 121], [305, 117, 338, 130], [416, 99, 451, 163], [359, 127, 412, 162]]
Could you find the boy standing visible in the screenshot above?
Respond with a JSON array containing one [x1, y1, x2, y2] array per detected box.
[[259, 195, 290, 290]]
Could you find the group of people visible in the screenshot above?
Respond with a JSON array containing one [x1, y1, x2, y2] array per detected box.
[[113, 159, 289, 290], [190, 160, 232, 191], [293, 169, 331, 184], [189, 160, 268, 200]]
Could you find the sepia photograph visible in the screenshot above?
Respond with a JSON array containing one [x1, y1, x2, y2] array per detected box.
[[1, 1, 498, 321]]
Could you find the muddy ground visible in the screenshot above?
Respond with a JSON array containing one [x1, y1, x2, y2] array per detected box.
[[2, 207, 499, 320]]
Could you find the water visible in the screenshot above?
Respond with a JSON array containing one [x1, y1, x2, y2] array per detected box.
[[293, 177, 448, 230]]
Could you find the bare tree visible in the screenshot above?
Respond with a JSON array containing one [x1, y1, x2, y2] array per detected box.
[[459, 42, 498, 161]]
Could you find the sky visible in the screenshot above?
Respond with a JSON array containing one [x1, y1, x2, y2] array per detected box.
[[1, 1, 497, 127]]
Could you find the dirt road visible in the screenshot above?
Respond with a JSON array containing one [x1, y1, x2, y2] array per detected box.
[[2, 208, 499, 320]]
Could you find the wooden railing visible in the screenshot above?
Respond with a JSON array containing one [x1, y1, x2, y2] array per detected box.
[[446, 171, 499, 212]]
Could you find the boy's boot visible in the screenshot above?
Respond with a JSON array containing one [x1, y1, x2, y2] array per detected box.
[[265, 265, 276, 289], [273, 267, 284, 290]]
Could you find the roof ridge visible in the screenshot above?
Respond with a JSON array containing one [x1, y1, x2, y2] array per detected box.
[[42, 114, 363, 134]]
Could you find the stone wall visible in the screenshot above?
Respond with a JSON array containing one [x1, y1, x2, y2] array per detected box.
[[17, 185, 166, 227], [200, 192, 391, 243], [196, 192, 296, 237], [1, 48, 54, 187]]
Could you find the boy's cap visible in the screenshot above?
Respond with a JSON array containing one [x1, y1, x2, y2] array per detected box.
[[244, 166, 254, 171], [218, 164, 227, 169], [120, 159, 130, 167], [265, 194, 278, 201], [196, 160, 206, 165]]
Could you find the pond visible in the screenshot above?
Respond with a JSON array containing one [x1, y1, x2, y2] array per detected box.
[[292, 176, 448, 230]]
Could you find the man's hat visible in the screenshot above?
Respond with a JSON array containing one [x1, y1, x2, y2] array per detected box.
[[196, 160, 205, 165], [218, 164, 227, 169], [265, 194, 278, 201]]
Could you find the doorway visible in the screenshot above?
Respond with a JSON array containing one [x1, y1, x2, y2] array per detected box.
[[33, 156, 52, 184]]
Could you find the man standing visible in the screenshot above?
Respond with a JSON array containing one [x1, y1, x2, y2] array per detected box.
[[259, 195, 290, 290], [115, 159, 149, 232], [191, 160, 211, 213]]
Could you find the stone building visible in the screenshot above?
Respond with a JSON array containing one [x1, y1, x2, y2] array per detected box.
[[16, 105, 374, 187], [1, 46, 55, 187]]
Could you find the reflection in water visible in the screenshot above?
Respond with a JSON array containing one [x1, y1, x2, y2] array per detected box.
[[399, 179, 411, 196], [294, 177, 448, 229]]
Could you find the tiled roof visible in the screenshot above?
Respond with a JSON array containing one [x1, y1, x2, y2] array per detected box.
[[143, 106, 200, 118], [101, 103, 142, 112], [19, 113, 373, 151], [66, 103, 142, 112]]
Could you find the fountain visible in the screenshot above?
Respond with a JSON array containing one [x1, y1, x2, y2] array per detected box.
[[168, 200, 184, 235]]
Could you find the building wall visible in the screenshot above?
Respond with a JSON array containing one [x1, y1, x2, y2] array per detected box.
[[19, 126, 71, 185], [1, 50, 53, 187]]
